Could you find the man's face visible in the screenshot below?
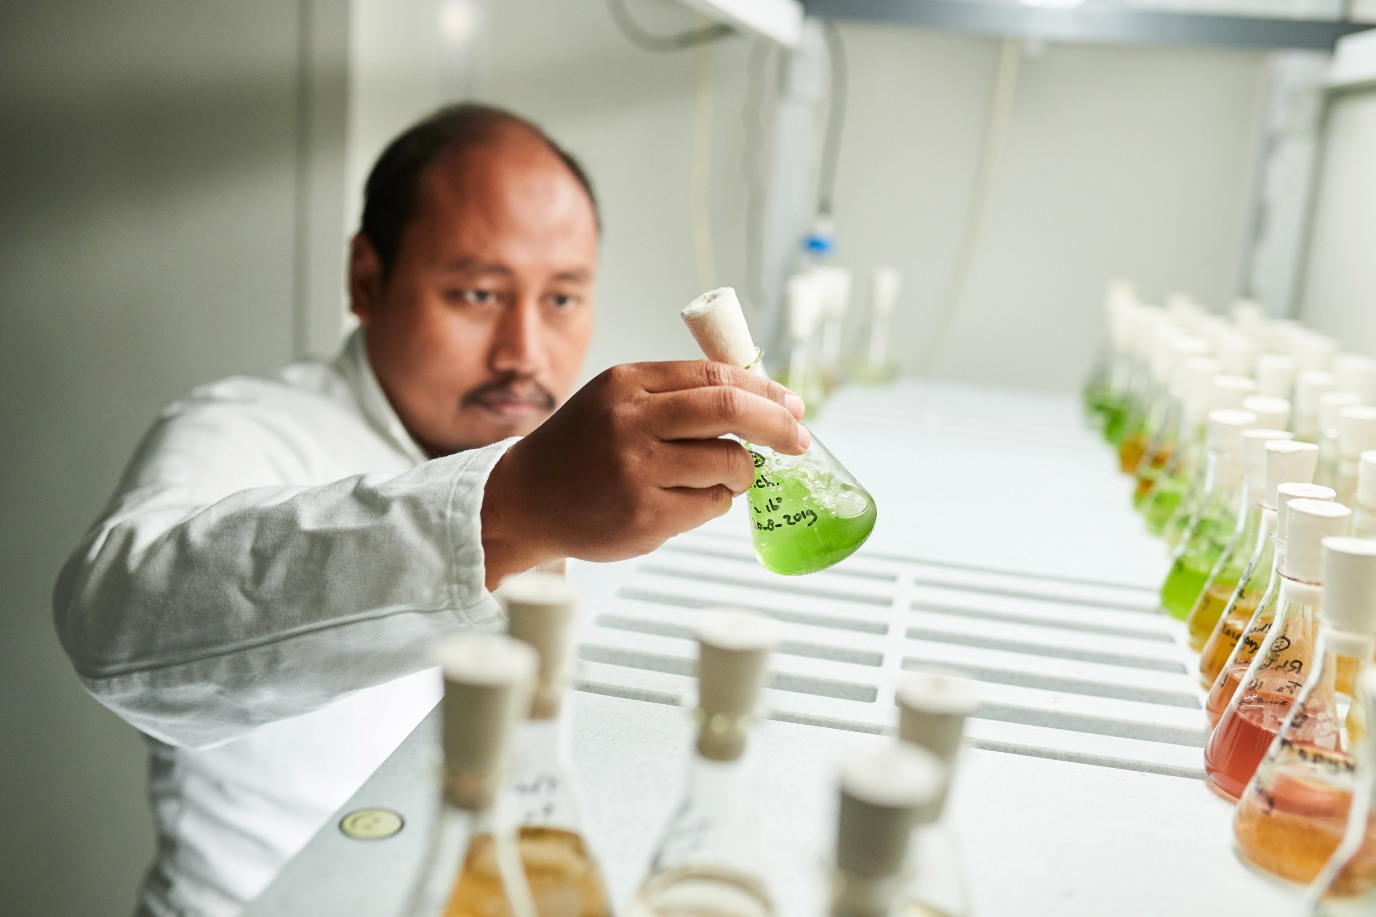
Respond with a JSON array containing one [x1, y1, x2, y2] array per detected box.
[[350, 132, 598, 456]]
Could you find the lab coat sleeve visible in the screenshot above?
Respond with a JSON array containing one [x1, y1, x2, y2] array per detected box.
[[53, 400, 519, 750]]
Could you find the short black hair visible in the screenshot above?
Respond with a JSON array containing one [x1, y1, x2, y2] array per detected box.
[[359, 103, 600, 280]]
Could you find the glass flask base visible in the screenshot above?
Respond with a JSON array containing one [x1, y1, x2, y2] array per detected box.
[[444, 826, 611, 917], [628, 866, 775, 917]]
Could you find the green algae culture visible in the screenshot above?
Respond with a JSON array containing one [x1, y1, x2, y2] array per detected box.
[[746, 449, 876, 576]]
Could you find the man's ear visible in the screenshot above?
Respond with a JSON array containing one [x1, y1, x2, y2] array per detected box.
[[348, 233, 384, 326]]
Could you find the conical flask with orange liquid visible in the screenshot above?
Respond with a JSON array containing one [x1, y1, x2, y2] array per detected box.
[[1234, 538, 1376, 884], [1203, 499, 1351, 800]]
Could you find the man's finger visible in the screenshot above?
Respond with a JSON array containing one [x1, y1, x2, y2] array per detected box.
[[651, 439, 756, 493], [628, 360, 805, 419], [662, 484, 737, 530], [646, 387, 808, 455]]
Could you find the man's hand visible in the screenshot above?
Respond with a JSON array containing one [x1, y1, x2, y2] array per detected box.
[[479, 361, 807, 588]]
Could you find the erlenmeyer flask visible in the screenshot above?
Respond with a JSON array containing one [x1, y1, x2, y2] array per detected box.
[[1337, 407, 1376, 508], [630, 609, 780, 917], [1302, 672, 1376, 915], [853, 268, 901, 385], [1204, 499, 1351, 800], [1185, 429, 1292, 651], [1086, 282, 1139, 434], [1105, 306, 1163, 448], [1137, 356, 1217, 516], [1118, 325, 1181, 475], [828, 744, 945, 917], [1234, 538, 1376, 884], [1159, 408, 1256, 620], [1354, 452, 1376, 539], [498, 573, 613, 916], [682, 288, 877, 576], [1294, 371, 1337, 443], [1132, 340, 1210, 506], [1316, 393, 1363, 492], [1162, 376, 1257, 548], [776, 274, 827, 411], [1198, 443, 1320, 691], [895, 671, 979, 917], [402, 634, 539, 917], [816, 266, 852, 395]]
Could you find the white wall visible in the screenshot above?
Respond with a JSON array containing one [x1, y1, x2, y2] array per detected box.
[[1299, 87, 1376, 352], [485, 2, 1268, 393], [0, 2, 308, 913]]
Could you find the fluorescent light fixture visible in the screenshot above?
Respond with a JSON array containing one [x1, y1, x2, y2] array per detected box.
[[672, 0, 805, 48]]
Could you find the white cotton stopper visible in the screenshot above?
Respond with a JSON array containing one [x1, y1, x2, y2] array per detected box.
[[871, 267, 901, 317], [1183, 357, 1221, 425], [500, 572, 580, 720], [1340, 406, 1376, 460], [1242, 395, 1290, 431], [435, 634, 538, 812], [896, 671, 980, 761], [681, 287, 759, 369], [1320, 537, 1376, 640], [1232, 298, 1265, 331], [1265, 443, 1322, 511], [1282, 499, 1352, 583], [1219, 333, 1259, 377], [1321, 392, 1364, 433], [1165, 293, 1200, 325], [786, 273, 826, 341], [1295, 333, 1339, 373], [1208, 408, 1257, 453], [1168, 338, 1211, 397], [1360, 451, 1376, 510], [1199, 316, 1229, 352], [835, 743, 945, 879], [1132, 308, 1164, 359], [1336, 354, 1376, 404], [1213, 375, 1258, 410], [1150, 329, 1183, 383], [1294, 371, 1336, 426], [1255, 354, 1298, 399], [1243, 429, 1293, 495], [820, 266, 853, 320], [694, 609, 780, 762]]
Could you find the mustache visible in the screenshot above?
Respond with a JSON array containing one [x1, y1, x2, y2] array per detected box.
[[461, 374, 556, 410]]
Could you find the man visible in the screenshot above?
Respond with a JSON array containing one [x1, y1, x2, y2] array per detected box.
[[54, 103, 805, 915]]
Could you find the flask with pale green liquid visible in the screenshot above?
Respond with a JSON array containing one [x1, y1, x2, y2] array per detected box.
[[682, 287, 877, 576]]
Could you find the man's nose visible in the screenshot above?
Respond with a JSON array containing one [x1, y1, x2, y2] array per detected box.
[[488, 296, 545, 375]]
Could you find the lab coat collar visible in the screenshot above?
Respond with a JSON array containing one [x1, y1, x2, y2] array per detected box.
[[334, 329, 430, 466]]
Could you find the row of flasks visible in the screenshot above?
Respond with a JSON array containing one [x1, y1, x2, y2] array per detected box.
[[404, 570, 981, 917], [1086, 280, 1376, 913]]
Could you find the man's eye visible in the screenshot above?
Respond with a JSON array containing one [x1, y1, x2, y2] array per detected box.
[[548, 293, 580, 310], [460, 289, 497, 305]]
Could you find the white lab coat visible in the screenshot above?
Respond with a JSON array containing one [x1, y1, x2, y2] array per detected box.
[[54, 330, 514, 915]]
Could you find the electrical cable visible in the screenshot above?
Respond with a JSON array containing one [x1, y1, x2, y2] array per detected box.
[[817, 21, 848, 217], [605, 0, 734, 52], [922, 37, 1022, 377], [690, 34, 718, 291], [742, 38, 775, 321]]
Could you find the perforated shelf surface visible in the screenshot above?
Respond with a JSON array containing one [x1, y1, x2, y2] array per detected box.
[[248, 381, 1305, 917]]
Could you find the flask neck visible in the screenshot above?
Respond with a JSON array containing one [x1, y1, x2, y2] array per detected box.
[[829, 869, 907, 917], [1277, 575, 1323, 614]]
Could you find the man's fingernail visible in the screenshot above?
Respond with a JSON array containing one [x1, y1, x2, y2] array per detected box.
[[784, 392, 805, 418], [796, 423, 812, 452]]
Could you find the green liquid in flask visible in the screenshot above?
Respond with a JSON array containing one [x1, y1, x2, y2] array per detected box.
[[746, 450, 877, 576]]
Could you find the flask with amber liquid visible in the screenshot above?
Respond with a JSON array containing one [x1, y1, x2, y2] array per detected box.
[[1234, 538, 1376, 884], [1202, 479, 1332, 721], [1302, 672, 1376, 914], [402, 634, 539, 917], [499, 572, 613, 917], [1198, 443, 1321, 692]]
